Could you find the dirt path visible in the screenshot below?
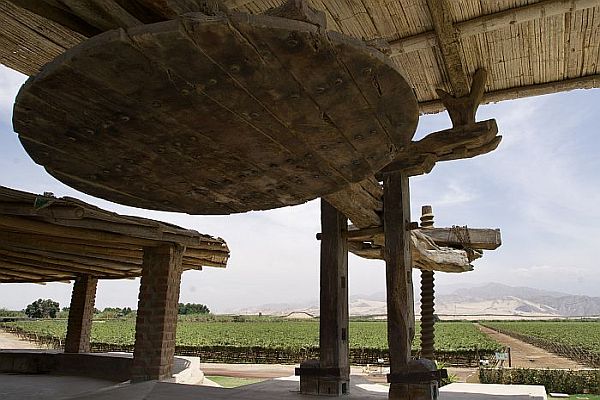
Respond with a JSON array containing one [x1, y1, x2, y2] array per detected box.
[[0, 330, 47, 350], [476, 324, 585, 369]]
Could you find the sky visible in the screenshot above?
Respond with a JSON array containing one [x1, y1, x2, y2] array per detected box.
[[1, 64, 599, 313]]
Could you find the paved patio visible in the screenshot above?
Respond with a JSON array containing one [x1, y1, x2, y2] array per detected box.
[[0, 373, 548, 400]]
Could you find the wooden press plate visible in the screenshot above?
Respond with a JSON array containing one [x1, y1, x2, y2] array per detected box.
[[13, 12, 418, 214]]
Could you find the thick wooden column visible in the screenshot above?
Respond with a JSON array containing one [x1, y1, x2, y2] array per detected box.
[[383, 171, 415, 399], [319, 199, 349, 395], [131, 244, 183, 382], [298, 199, 349, 395], [64, 275, 98, 353]]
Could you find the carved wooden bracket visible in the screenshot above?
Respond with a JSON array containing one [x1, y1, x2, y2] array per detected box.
[[437, 68, 488, 127], [379, 68, 502, 177]]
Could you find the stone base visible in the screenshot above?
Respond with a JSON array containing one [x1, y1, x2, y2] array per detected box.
[[296, 360, 349, 396]]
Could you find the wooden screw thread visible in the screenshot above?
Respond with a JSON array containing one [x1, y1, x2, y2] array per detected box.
[[420, 204, 435, 360], [420, 270, 435, 360]]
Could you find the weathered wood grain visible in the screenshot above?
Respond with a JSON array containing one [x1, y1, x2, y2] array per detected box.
[[318, 199, 350, 387], [0, 186, 228, 283], [383, 171, 415, 399], [13, 11, 418, 214]]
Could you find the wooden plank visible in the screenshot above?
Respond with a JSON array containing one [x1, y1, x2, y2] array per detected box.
[[7, 0, 99, 37], [0, 245, 140, 271], [57, 0, 142, 31], [382, 171, 414, 397], [0, 260, 73, 278], [179, 11, 372, 185], [0, 250, 133, 276]]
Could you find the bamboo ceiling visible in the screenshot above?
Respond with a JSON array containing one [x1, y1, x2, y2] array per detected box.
[[0, 186, 229, 283], [0, 0, 598, 113]]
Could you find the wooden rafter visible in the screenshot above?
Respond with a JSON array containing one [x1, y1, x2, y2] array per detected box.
[[0, 186, 228, 283], [425, 0, 470, 97]]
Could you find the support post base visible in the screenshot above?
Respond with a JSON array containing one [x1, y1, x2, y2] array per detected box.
[[296, 360, 349, 396], [387, 359, 444, 400]]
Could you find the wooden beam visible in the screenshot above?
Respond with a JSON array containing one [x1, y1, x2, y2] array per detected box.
[[0, 266, 49, 280], [323, 177, 382, 228], [317, 199, 349, 394], [0, 203, 85, 219], [425, 0, 469, 96], [379, 119, 501, 176], [419, 74, 600, 115], [382, 171, 414, 398], [0, 260, 72, 278], [0, 215, 156, 246], [140, 0, 208, 19], [7, 0, 100, 37], [389, 0, 600, 56], [57, 0, 142, 31], [0, 249, 133, 276], [347, 226, 501, 250]]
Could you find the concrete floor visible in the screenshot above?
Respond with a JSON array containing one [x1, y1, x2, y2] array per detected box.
[[0, 373, 548, 400]]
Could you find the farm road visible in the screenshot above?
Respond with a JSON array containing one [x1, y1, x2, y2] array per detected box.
[[0, 331, 46, 349], [476, 324, 585, 369]]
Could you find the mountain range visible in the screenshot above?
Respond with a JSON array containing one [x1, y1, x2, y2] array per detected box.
[[231, 283, 600, 319]]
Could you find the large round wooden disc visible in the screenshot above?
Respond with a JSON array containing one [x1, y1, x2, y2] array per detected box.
[[13, 12, 418, 214]]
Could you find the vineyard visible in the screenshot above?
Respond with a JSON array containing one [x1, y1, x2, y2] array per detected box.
[[482, 321, 600, 367], [1, 320, 500, 366]]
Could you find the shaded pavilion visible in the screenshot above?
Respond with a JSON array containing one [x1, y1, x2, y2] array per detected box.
[[0, 186, 229, 381], [0, 1, 598, 399]]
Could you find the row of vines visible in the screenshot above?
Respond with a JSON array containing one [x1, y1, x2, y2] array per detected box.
[[482, 321, 600, 367], [1, 320, 499, 367]]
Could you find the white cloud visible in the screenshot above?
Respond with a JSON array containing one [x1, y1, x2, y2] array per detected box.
[[0, 66, 26, 127]]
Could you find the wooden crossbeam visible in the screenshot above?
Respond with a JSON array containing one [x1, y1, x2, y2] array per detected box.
[[379, 119, 501, 176], [346, 226, 501, 250], [323, 177, 383, 228], [0, 248, 134, 276], [389, 0, 600, 56], [420, 74, 600, 114]]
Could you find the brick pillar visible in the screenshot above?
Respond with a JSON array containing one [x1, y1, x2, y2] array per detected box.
[[64, 275, 98, 353], [131, 244, 183, 382]]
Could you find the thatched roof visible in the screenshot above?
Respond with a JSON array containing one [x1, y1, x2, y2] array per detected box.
[[0, 186, 229, 283], [1, 0, 598, 114]]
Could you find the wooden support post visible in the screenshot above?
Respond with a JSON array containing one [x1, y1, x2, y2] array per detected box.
[[383, 171, 415, 399], [131, 244, 183, 382], [419, 206, 436, 361], [319, 199, 349, 395], [298, 199, 349, 396], [64, 275, 97, 353]]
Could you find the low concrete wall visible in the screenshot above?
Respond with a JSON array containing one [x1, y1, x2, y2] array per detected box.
[[0, 350, 132, 381]]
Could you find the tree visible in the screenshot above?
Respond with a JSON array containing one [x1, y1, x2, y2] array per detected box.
[[178, 303, 210, 315], [25, 299, 60, 319]]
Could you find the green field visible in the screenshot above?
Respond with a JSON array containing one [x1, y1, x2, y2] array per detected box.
[[4, 319, 500, 352], [483, 321, 600, 353]]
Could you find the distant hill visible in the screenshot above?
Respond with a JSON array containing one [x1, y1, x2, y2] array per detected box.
[[230, 283, 600, 319]]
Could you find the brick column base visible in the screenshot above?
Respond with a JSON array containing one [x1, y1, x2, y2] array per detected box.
[[64, 275, 98, 353], [131, 244, 183, 382]]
